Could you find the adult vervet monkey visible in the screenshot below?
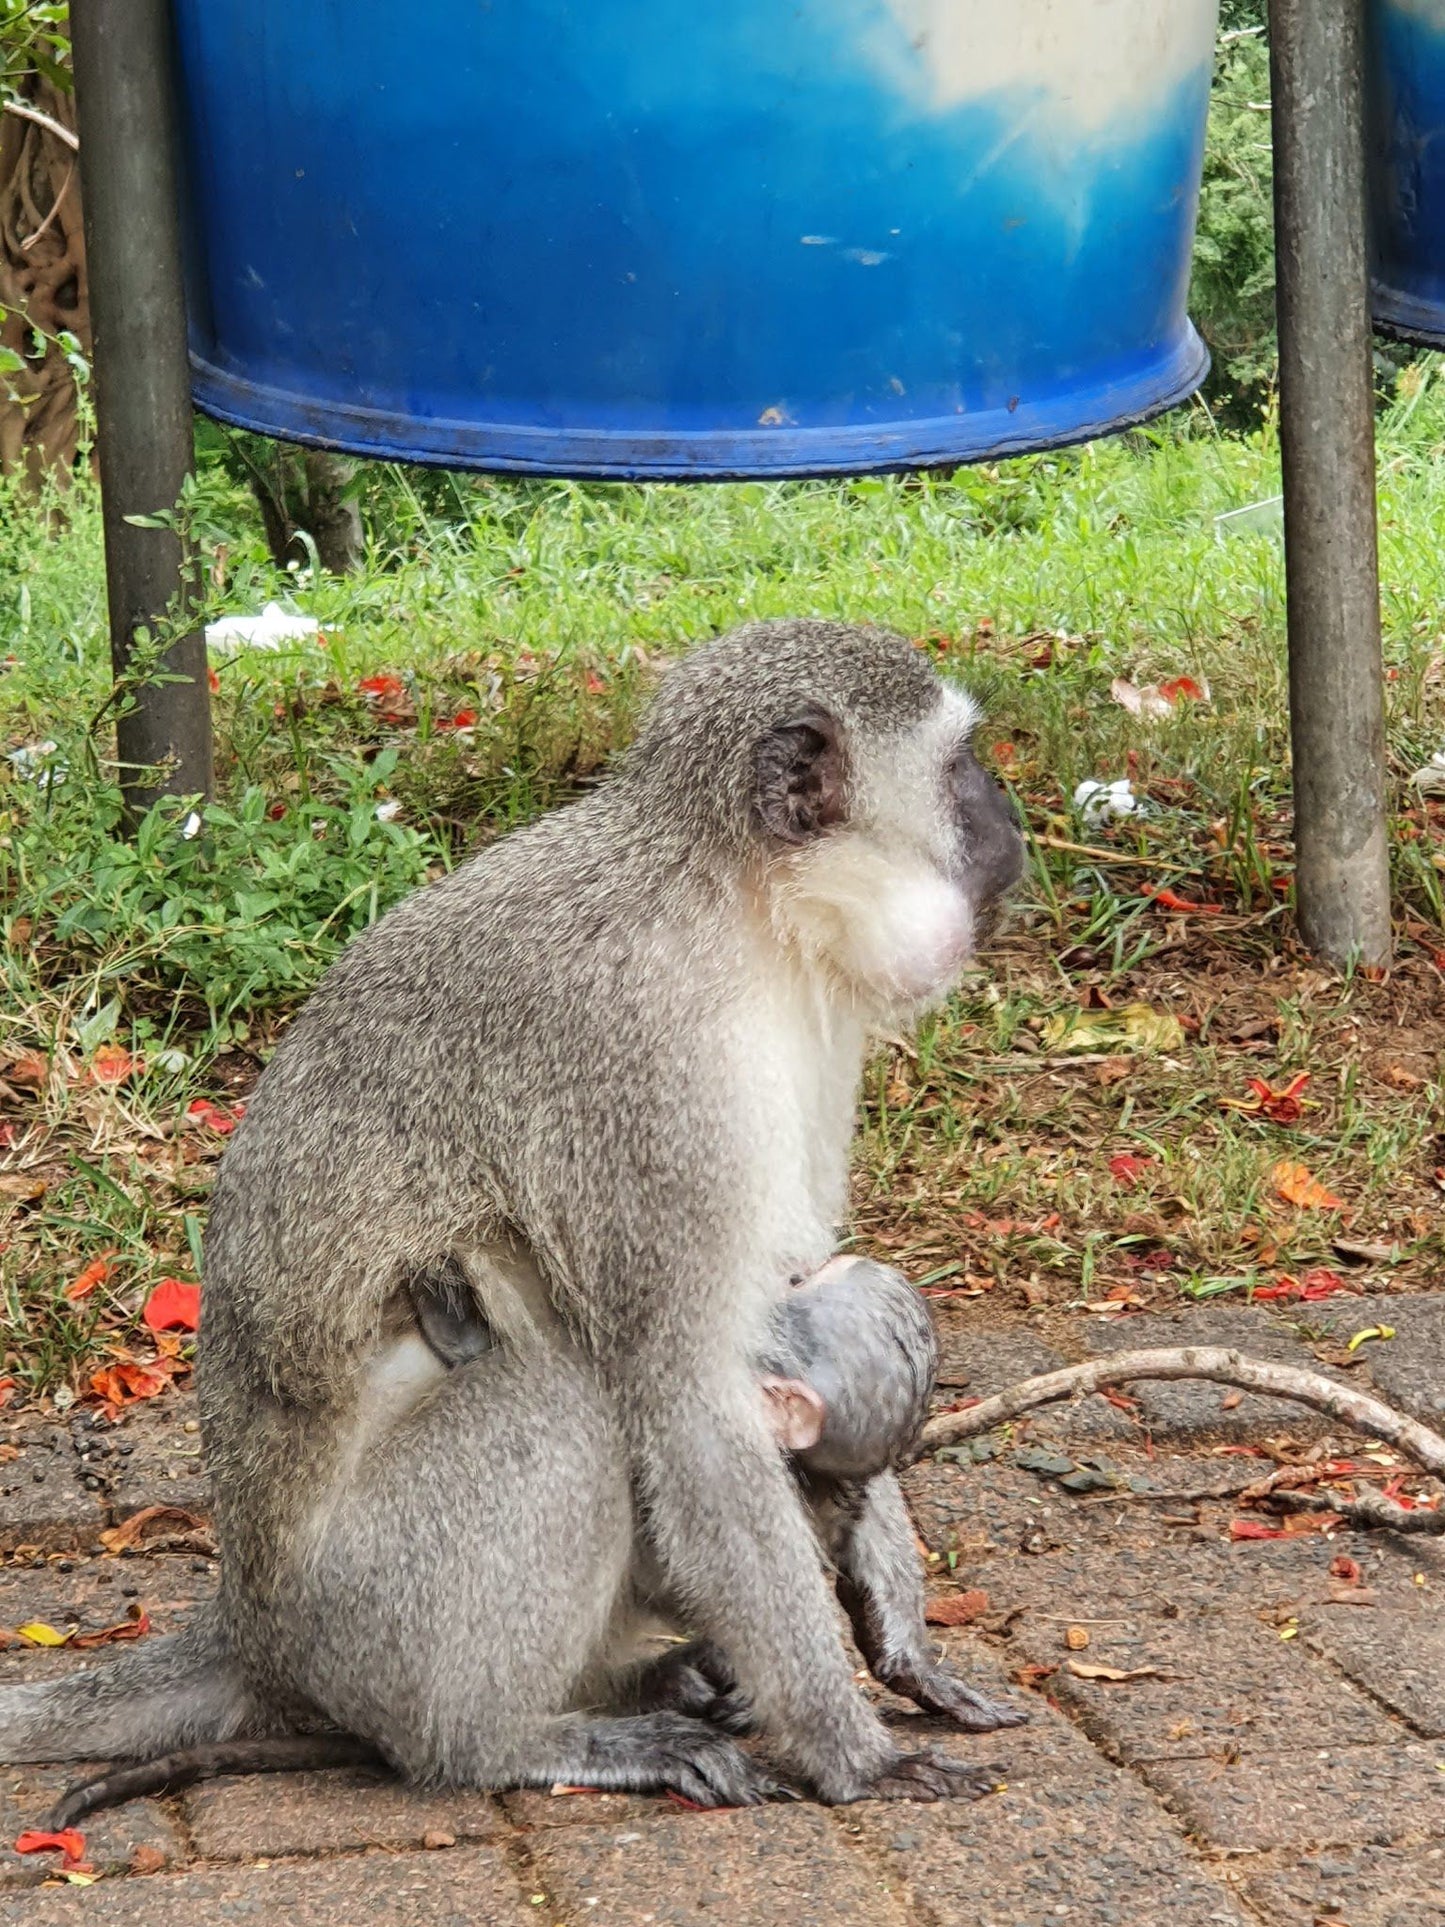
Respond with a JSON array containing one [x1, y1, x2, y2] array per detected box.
[[0, 620, 1022, 1804]]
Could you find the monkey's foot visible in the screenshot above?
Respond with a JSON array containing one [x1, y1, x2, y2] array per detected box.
[[863, 1749, 1005, 1803], [583, 1711, 777, 1808], [887, 1668, 1030, 1733]]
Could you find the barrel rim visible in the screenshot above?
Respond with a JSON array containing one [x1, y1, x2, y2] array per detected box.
[[189, 327, 1210, 480]]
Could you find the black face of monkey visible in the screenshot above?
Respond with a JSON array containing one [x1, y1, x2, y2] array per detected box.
[[945, 740, 1025, 929]]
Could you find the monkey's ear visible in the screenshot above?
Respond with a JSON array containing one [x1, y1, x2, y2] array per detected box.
[[753, 707, 847, 844], [759, 1375, 827, 1453]]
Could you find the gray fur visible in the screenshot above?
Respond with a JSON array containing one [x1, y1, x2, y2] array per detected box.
[[0, 620, 1022, 1805]]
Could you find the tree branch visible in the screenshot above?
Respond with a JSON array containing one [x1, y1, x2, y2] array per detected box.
[[2, 98, 79, 150], [917, 1346, 1445, 1485]]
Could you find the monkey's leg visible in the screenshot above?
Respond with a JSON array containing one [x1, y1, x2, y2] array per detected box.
[[286, 1347, 775, 1806], [835, 1472, 1028, 1733]]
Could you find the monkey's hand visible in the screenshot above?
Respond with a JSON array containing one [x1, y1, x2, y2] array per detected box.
[[862, 1748, 1005, 1803], [637, 1641, 753, 1733], [879, 1663, 1029, 1733]]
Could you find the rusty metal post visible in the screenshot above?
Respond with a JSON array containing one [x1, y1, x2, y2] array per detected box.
[[70, 0, 213, 815], [1268, 0, 1392, 967]]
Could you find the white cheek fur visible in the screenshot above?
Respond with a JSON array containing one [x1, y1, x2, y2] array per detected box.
[[772, 836, 974, 1007]]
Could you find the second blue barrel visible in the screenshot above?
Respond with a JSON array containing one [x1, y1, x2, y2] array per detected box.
[[172, 1, 1219, 479], [1367, 0, 1445, 346]]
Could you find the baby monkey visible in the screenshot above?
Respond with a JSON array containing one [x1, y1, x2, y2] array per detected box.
[[47, 1257, 1020, 1827]]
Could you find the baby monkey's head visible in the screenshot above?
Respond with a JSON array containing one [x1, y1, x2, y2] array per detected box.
[[758, 1256, 938, 1479]]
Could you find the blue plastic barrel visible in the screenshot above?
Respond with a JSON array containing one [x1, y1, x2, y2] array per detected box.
[[172, 1, 1219, 480], [1367, 0, 1445, 347]]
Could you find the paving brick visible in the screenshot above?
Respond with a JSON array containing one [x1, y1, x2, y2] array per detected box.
[[850, 1757, 1252, 1927], [1014, 1618, 1397, 1763], [1145, 1742, 1445, 1852], [1243, 1842, 1445, 1926], [532, 1804, 909, 1927], [503, 1787, 661, 1832], [0, 1557, 216, 1687], [933, 1319, 1066, 1396], [0, 1418, 104, 1554], [965, 1531, 1439, 1631], [1080, 1307, 1348, 1442], [1303, 1606, 1445, 1738], [1315, 1292, 1445, 1427], [186, 1766, 507, 1859], [0, 1767, 182, 1885], [902, 1459, 1162, 1568], [90, 1393, 212, 1521], [0, 1844, 533, 1926]]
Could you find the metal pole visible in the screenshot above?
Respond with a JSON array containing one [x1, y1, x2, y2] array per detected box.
[[1268, 0, 1391, 969], [70, 0, 213, 814]]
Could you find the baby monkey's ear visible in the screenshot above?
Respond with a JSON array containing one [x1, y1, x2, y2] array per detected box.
[[759, 1375, 827, 1453]]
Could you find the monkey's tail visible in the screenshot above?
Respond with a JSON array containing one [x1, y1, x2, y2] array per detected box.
[[0, 1603, 257, 1765]]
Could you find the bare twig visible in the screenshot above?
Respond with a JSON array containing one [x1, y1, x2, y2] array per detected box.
[[917, 1347, 1445, 1484], [1262, 1486, 1445, 1536], [21, 157, 74, 251], [1033, 832, 1198, 874], [2, 98, 79, 150]]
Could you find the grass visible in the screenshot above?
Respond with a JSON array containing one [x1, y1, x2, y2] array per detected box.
[[0, 371, 1443, 1406]]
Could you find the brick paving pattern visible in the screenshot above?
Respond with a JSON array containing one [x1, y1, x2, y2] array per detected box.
[[2, 1295, 1443, 1923]]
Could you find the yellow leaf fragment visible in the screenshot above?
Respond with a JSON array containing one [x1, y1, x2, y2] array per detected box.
[[16, 1620, 71, 1647], [1041, 1003, 1184, 1057], [1347, 1325, 1396, 1353]]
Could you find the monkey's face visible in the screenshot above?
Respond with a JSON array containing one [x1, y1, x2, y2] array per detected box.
[[758, 682, 1023, 1013]]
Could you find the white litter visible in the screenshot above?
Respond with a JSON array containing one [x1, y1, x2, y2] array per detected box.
[[1074, 778, 1145, 828], [205, 601, 320, 653], [374, 800, 403, 823], [1412, 751, 1445, 798], [6, 740, 66, 788]]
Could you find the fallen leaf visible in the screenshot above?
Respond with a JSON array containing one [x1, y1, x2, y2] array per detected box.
[[1141, 886, 1223, 915], [64, 1257, 112, 1303], [184, 1097, 244, 1136], [70, 1607, 150, 1650], [98, 1504, 209, 1555], [86, 1045, 136, 1086], [1273, 1161, 1344, 1212], [1330, 1555, 1362, 1585], [142, 1278, 200, 1334], [1229, 1514, 1340, 1541], [1064, 1625, 1090, 1651], [1157, 676, 1210, 704], [14, 1829, 86, 1864], [421, 1829, 457, 1850], [1107, 1152, 1153, 1186], [1332, 1237, 1399, 1265], [1041, 1003, 1185, 1056], [0, 1174, 46, 1203], [1222, 1071, 1311, 1123], [129, 1843, 168, 1876], [925, 1588, 991, 1627], [1220, 1390, 1244, 1411], [1382, 1063, 1424, 1091], [1010, 1662, 1058, 1690], [5, 1051, 48, 1087], [1346, 1325, 1396, 1353], [15, 1620, 70, 1646], [1253, 1268, 1350, 1304], [1065, 1660, 1171, 1683], [1110, 677, 1174, 721]]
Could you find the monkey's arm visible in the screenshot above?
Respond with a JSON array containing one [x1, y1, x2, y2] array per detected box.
[[623, 1362, 995, 1802], [832, 1472, 1027, 1733]]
